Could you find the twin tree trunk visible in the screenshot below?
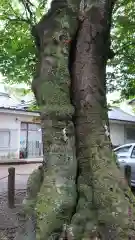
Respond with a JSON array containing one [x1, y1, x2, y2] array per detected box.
[[20, 0, 135, 239]]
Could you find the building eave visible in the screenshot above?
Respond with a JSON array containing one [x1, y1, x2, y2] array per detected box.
[[0, 107, 40, 117], [109, 119, 135, 125]]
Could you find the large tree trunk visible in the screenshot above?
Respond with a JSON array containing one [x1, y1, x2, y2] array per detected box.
[[31, 0, 80, 239], [16, 0, 135, 239], [68, 1, 135, 239]]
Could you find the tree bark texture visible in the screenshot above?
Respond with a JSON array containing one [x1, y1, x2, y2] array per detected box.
[[31, 0, 80, 239], [16, 0, 135, 239], [69, 1, 135, 239]]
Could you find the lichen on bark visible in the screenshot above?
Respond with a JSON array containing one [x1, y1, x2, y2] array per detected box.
[[32, 0, 80, 115], [31, 0, 80, 239], [35, 120, 77, 239], [22, 165, 44, 214]]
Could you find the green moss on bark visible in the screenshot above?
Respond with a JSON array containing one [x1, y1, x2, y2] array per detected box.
[[22, 165, 44, 214], [35, 122, 77, 239]]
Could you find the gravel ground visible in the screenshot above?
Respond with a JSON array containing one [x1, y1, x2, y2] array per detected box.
[[0, 190, 26, 239]]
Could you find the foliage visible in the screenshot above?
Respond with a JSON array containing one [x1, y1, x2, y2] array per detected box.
[[107, 0, 135, 99], [0, 0, 135, 99], [0, 0, 48, 84], [28, 101, 40, 111]]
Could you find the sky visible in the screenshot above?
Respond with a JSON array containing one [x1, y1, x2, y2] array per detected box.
[[47, 0, 52, 8]]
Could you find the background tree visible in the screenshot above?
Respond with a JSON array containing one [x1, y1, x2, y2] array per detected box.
[[107, 0, 135, 99]]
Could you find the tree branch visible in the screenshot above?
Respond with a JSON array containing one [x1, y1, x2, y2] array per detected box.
[[6, 16, 31, 24], [19, 0, 36, 25], [4, 2, 32, 25]]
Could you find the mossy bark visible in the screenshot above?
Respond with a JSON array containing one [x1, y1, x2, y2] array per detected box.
[[31, 0, 80, 239], [35, 119, 77, 239], [16, 0, 135, 239]]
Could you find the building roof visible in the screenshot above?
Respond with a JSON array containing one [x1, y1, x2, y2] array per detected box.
[[108, 107, 135, 123], [0, 90, 20, 107], [0, 89, 34, 109], [0, 106, 40, 117], [0, 92, 10, 97]]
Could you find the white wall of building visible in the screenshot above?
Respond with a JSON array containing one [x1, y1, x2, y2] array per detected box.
[[0, 110, 41, 162], [109, 122, 125, 147], [0, 113, 20, 160], [109, 121, 135, 147]]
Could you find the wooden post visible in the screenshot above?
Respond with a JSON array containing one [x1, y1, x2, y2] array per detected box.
[[124, 165, 131, 187], [8, 167, 15, 208]]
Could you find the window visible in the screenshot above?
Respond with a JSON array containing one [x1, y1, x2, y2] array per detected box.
[[126, 128, 135, 140], [20, 122, 42, 158], [0, 130, 10, 148], [21, 123, 27, 130], [115, 145, 132, 154], [21, 122, 41, 131], [28, 123, 41, 131], [131, 147, 135, 158], [36, 141, 39, 148]]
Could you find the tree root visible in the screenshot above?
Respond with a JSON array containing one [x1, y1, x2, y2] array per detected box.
[[14, 165, 44, 240]]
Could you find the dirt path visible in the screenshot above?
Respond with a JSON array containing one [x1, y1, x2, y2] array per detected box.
[[0, 163, 41, 239], [0, 163, 41, 193]]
